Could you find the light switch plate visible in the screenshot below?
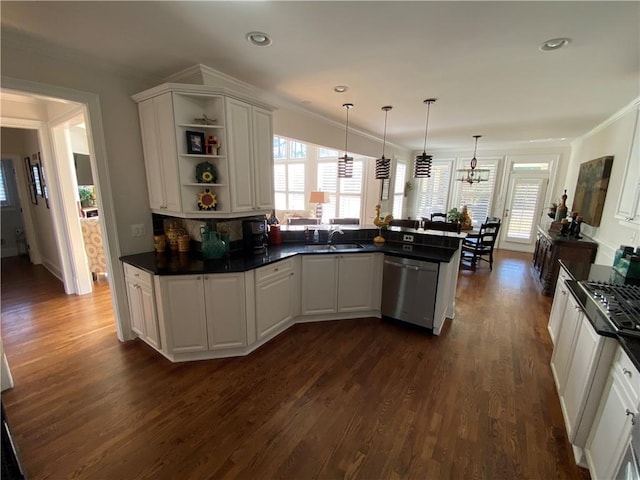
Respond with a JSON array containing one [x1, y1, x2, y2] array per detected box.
[[131, 224, 146, 237], [403, 234, 414, 243]]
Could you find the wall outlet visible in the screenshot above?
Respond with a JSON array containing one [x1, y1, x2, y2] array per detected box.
[[403, 244, 413, 252], [131, 224, 146, 237], [403, 234, 414, 243]]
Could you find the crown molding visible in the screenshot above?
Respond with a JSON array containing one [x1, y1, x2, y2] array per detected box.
[[573, 96, 640, 145]]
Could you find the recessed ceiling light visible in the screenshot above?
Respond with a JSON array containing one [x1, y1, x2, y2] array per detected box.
[[539, 37, 571, 51], [334, 85, 349, 93], [246, 31, 272, 47]]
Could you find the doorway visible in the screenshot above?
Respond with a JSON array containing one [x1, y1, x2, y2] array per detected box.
[[0, 80, 129, 343]]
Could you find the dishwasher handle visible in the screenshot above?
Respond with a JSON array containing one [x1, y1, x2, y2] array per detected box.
[[383, 261, 420, 271], [384, 258, 437, 272]]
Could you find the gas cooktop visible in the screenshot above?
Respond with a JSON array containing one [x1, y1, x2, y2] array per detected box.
[[579, 281, 640, 338]]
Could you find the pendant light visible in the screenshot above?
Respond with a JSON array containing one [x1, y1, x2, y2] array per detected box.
[[456, 135, 490, 184], [414, 98, 437, 178], [338, 103, 354, 178], [375, 106, 392, 179]]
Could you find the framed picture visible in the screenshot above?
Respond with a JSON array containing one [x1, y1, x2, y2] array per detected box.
[[32, 163, 43, 197], [39, 162, 50, 208], [380, 178, 390, 201], [572, 155, 614, 227], [186, 130, 205, 154], [24, 156, 38, 205]]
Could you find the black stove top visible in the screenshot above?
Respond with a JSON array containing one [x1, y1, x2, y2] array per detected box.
[[579, 281, 640, 338]]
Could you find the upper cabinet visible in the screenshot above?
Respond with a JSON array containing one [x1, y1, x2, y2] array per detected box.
[[615, 107, 640, 224], [132, 84, 275, 218]]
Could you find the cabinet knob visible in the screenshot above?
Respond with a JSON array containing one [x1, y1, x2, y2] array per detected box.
[[626, 409, 636, 425], [290, 272, 294, 276], [274, 268, 279, 272], [561, 290, 566, 295], [623, 367, 633, 378]]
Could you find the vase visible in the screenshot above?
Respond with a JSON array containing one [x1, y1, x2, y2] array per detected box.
[[201, 227, 227, 259]]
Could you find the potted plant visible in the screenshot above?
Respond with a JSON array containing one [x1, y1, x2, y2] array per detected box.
[[447, 208, 463, 223], [78, 186, 94, 207]]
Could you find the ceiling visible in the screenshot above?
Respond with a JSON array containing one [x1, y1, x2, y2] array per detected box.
[[2, 1, 638, 152]]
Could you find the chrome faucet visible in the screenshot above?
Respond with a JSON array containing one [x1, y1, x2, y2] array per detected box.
[[328, 225, 344, 244]]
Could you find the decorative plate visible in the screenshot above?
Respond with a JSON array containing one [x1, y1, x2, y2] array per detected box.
[[195, 161, 217, 184], [197, 189, 217, 210]]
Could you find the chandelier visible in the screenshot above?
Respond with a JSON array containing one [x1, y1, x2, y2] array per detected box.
[[456, 135, 490, 184], [414, 98, 437, 178], [375, 106, 392, 179], [338, 103, 354, 178]]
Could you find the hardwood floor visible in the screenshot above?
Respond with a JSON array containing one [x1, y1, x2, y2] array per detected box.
[[1, 252, 590, 480]]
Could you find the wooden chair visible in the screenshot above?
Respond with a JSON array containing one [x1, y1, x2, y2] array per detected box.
[[388, 219, 420, 229], [430, 212, 448, 222], [460, 221, 501, 270], [485, 216, 501, 224], [329, 218, 359, 225], [423, 220, 461, 233]]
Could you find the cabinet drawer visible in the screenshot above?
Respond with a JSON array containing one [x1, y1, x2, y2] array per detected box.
[[123, 263, 153, 288], [255, 258, 293, 284], [614, 347, 640, 404]]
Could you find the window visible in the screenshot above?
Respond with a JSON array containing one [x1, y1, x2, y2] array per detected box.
[[455, 158, 500, 227], [0, 162, 9, 206], [273, 136, 306, 210], [505, 177, 546, 242], [416, 160, 453, 219], [317, 158, 363, 223], [392, 162, 406, 219]]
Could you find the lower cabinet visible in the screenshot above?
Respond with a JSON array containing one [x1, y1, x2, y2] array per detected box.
[[585, 347, 639, 479], [547, 265, 571, 344], [124, 264, 161, 349], [156, 273, 246, 354], [550, 287, 617, 460], [254, 259, 296, 341], [300, 253, 376, 316]]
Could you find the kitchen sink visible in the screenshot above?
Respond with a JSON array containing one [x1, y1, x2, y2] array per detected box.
[[329, 243, 363, 251], [304, 244, 331, 252], [303, 243, 363, 252]]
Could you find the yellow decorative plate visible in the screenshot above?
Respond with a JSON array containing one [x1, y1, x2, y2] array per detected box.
[[197, 189, 217, 210]]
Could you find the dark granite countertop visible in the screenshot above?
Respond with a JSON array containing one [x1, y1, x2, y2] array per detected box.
[[120, 241, 458, 276], [562, 261, 640, 371]]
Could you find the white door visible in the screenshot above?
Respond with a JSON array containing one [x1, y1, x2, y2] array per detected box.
[[500, 173, 548, 252]]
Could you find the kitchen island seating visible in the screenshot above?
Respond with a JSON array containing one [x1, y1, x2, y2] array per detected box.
[[460, 221, 501, 270], [430, 212, 448, 221]]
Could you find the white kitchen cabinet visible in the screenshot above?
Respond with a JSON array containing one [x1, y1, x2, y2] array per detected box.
[[156, 275, 209, 353], [551, 293, 583, 393], [586, 348, 638, 480], [132, 84, 274, 218], [254, 259, 296, 341], [137, 93, 182, 213], [123, 264, 161, 349], [301, 253, 376, 316], [615, 107, 640, 224], [548, 265, 571, 345], [225, 97, 274, 214], [156, 273, 247, 354], [204, 273, 247, 350]]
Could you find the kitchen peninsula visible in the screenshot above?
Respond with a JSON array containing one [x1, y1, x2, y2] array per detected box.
[[121, 226, 464, 363]]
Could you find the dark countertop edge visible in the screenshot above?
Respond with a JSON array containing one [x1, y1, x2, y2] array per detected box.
[[566, 279, 640, 371], [120, 241, 458, 276]]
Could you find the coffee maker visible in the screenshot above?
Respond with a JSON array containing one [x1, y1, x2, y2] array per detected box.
[[242, 219, 268, 254]]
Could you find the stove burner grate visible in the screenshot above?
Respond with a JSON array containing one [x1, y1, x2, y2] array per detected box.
[[580, 281, 640, 337]]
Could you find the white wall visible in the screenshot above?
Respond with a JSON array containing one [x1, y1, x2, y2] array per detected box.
[[1, 127, 62, 275], [565, 104, 640, 265], [2, 41, 157, 255]]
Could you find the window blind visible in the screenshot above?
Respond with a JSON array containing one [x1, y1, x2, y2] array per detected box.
[[457, 159, 499, 226], [392, 163, 406, 219], [505, 178, 544, 242], [417, 160, 452, 218]]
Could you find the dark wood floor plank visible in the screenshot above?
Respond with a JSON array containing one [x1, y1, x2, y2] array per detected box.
[[1, 252, 591, 479]]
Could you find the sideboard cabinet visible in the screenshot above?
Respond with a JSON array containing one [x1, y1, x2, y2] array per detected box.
[[532, 226, 598, 296]]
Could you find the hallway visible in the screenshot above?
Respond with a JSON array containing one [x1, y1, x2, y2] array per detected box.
[[1, 252, 589, 479]]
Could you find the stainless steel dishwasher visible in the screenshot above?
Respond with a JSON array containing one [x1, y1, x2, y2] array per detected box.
[[381, 255, 438, 329]]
